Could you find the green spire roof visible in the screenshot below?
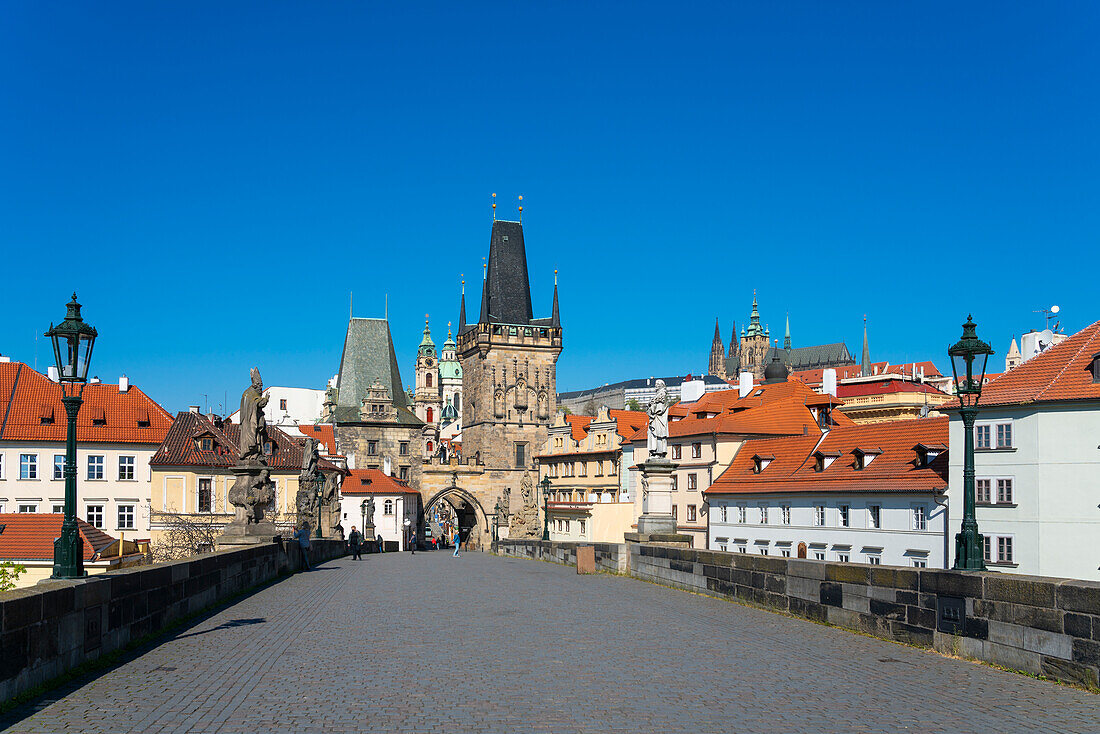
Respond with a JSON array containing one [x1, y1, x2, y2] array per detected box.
[[418, 316, 435, 357]]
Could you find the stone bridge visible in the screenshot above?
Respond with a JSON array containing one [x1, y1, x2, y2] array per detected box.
[[2, 550, 1097, 733]]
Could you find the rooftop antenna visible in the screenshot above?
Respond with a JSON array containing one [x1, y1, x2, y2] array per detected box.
[[1034, 305, 1061, 332], [491, 193, 496, 221], [385, 293, 388, 320], [349, 291, 353, 320], [461, 274, 464, 296], [518, 194, 523, 222]]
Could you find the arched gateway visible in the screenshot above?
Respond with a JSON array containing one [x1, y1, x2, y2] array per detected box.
[[422, 476, 491, 550]]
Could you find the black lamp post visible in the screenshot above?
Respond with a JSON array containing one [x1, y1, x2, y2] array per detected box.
[[540, 475, 552, 541], [45, 294, 97, 579], [948, 315, 994, 571], [360, 499, 367, 538], [313, 470, 325, 539]]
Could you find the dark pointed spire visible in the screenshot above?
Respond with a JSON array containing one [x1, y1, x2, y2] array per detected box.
[[784, 312, 791, 351], [861, 315, 871, 376], [458, 276, 467, 332], [479, 257, 490, 324], [551, 269, 560, 327], [480, 220, 533, 325]]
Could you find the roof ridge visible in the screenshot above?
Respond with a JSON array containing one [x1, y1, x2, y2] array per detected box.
[[0, 362, 23, 439], [1032, 320, 1100, 402]]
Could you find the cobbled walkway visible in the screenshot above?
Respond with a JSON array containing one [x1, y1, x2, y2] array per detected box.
[[4, 551, 1099, 733]]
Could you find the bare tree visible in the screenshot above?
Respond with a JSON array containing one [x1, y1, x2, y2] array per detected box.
[[148, 510, 227, 562]]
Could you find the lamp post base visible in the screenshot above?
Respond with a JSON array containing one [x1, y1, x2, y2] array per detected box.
[[953, 522, 986, 571], [51, 524, 86, 579]]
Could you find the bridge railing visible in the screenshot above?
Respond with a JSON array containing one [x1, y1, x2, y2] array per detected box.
[[496, 538, 1100, 690], [0, 538, 346, 705]]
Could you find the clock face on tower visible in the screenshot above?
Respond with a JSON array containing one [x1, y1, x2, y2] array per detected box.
[[426, 358, 434, 367]]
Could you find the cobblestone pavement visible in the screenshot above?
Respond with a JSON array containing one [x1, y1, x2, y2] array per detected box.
[[4, 552, 1099, 733]]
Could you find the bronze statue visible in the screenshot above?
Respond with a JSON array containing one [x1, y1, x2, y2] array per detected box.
[[238, 368, 269, 463]]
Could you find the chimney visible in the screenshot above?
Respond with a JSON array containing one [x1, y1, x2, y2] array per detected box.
[[189, 405, 201, 414], [90, 376, 101, 384], [383, 456, 392, 477], [738, 372, 754, 398], [119, 375, 130, 393], [47, 365, 59, 382], [0, 355, 10, 363], [823, 368, 837, 398]]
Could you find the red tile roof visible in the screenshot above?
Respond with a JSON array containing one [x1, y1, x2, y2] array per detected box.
[[565, 415, 593, 442], [150, 411, 338, 471], [340, 468, 418, 495], [706, 417, 948, 496], [835, 380, 948, 398], [0, 513, 131, 561], [0, 362, 171, 444], [609, 409, 647, 440], [974, 321, 1100, 407], [298, 423, 338, 455], [792, 361, 942, 386]]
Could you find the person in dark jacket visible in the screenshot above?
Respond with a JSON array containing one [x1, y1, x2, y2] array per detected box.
[[377, 533, 384, 553], [348, 526, 362, 560], [293, 522, 312, 571]]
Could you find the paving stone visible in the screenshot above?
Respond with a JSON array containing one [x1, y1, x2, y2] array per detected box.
[[2, 553, 1098, 734]]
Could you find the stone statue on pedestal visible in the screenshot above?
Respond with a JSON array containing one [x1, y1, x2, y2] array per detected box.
[[507, 471, 542, 539], [218, 368, 280, 546], [238, 368, 269, 463], [646, 379, 670, 459]]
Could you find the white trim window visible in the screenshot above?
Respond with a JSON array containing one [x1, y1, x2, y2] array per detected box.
[[984, 535, 1015, 565], [835, 551, 849, 563], [18, 503, 38, 513], [737, 505, 746, 523], [0, 453, 4, 479], [52, 503, 65, 513], [977, 476, 1015, 504], [781, 505, 791, 525], [995, 422, 1013, 449], [758, 504, 768, 524], [838, 504, 850, 528], [997, 478, 1013, 504], [19, 454, 38, 480], [912, 505, 927, 531], [976, 478, 991, 504], [687, 473, 697, 491], [87, 455, 105, 481], [866, 554, 882, 565], [720, 505, 728, 523], [86, 504, 104, 528], [197, 477, 213, 513], [118, 504, 135, 530], [868, 504, 882, 530], [814, 505, 825, 527], [975, 424, 992, 450], [53, 454, 65, 481], [118, 455, 136, 481], [384, 499, 394, 515]]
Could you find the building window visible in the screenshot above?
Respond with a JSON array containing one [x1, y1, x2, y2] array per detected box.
[[691, 442, 701, 458], [594, 461, 604, 477], [716, 538, 728, 551], [687, 504, 697, 522], [578, 519, 586, 535], [868, 504, 881, 529], [758, 504, 768, 524], [119, 455, 136, 481], [198, 478, 213, 513], [263, 441, 273, 455], [426, 407, 434, 423], [52, 504, 65, 513], [838, 504, 850, 528], [368, 441, 378, 455], [399, 442, 409, 455], [781, 505, 791, 525], [814, 505, 825, 527], [867, 554, 882, 565], [996, 423, 1013, 449], [997, 478, 1013, 504], [813, 550, 826, 561], [780, 548, 791, 558], [87, 455, 104, 480], [87, 504, 104, 528], [53, 454, 65, 480], [426, 373, 433, 388], [18, 504, 37, 513], [975, 424, 991, 449], [836, 552, 849, 563], [515, 442, 527, 468], [671, 475, 678, 491], [737, 505, 746, 523], [200, 437, 214, 451], [19, 454, 38, 480], [399, 467, 409, 481], [280, 398, 288, 410], [671, 505, 678, 520], [720, 505, 728, 522], [425, 441, 433, 453], [912, 505, 927, 531], [118, 504, 135, 530], [0, 454, 4, 479], [976, 478, 991, 503], [671, 444, 681, 459], [578, 461, 587, 477], [997, 536, 1014, 563], [687, 473, 697, 491]]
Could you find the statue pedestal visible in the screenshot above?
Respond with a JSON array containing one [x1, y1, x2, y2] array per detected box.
[[218, 463, 279, 548], [635, 457, 677, 534]]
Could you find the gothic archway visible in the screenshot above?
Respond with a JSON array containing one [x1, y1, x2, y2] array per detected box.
[[422, 480, 491, 551]]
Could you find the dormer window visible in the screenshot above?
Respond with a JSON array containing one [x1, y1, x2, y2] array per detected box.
[[39, 404, 55, 425], [137, 410, 151, 428], [263, 441, 273, 456], [91, 408, 107, 426], [1091, 352, 1100, 383], [813, 451, 839, 472], [200, 437, 214, 451], [914, 443, 945, 468], [853, 448, 881, 471], [752, 454, 774, 474]]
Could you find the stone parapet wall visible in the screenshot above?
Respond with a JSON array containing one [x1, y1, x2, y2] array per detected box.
[[498, 539, 1099, 690], [0, 538, 346, 704], [496, 539, 627, 574]]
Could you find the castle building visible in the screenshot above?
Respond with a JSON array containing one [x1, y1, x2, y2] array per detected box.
[[709, 293, 855, 381], [419, 218, 562, 549]]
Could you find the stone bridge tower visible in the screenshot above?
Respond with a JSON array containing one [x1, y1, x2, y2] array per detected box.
[[419, 218, 562, 547]]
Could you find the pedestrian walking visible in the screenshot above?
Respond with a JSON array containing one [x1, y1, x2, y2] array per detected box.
[[409, 527, 416, 555], [293, 522, 312, 571], [453, 529, 461, 557], [377, 533, 384, 553], [348, 526, 362, 560]]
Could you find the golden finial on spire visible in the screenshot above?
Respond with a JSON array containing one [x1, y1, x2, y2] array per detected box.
[[491, 192, 496, 221], [518, 194, 523, 221], [482, 257, 487, 279], [554, 268, 558, 286], [461, 274, 465, 295]]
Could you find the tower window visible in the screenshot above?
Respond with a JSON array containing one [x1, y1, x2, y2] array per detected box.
[[426, 407, 434, 423], [426, 373, 433, 388]]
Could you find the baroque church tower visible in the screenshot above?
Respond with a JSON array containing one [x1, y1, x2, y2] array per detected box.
[[414, 316, 443, 430]]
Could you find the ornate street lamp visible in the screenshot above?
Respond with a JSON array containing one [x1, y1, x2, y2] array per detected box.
[[360, 499, 367, 539], [948, 315, 994, 571], [313, 470, 325, 539], [540, 475, 552, 541], [45, 293, 97, 579]]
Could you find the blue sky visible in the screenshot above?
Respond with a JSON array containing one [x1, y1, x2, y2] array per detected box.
[[2, 3, 1098, 413]]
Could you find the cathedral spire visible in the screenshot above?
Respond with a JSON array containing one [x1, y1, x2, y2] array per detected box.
[[784, 313, 791, 351], [861, 315, 871, 376], [479, 257, 490, 324], [551, 269, 560, 327], [709, 317, 726, 377]]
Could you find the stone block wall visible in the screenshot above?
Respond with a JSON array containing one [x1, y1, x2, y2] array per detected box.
[[0, 538, 346, 704], [498, 539, 1099, 689], [497, 539, 627, 574]]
